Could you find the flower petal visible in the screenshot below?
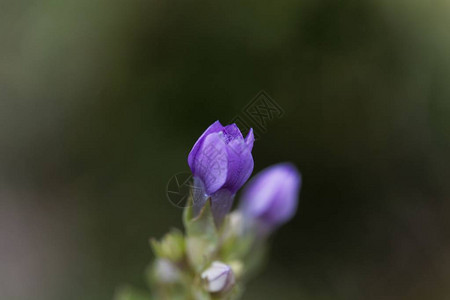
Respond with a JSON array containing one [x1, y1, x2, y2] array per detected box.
[[193, 132, 228, 195], [188, 120, 223, 173], [222, 123, 243, 143], [223, 139, 254, 193], [201, 261, 235, 293], [240, 163, 301, 228], [261, 166, 301, 224], [245, 128, 255, 151]]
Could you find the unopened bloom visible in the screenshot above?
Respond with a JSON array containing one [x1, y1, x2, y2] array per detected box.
[[188, 121, 254, 225], [201, 261, 235, 293], [240, 163, 301, 233], [153, 259, 180, 283]]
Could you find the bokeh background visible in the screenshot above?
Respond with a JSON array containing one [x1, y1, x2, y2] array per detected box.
[[1, 0, 450, 299]]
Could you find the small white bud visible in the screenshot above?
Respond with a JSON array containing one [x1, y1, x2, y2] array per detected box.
[[201, 261, 235, 293], [154, 259, 179, 283]]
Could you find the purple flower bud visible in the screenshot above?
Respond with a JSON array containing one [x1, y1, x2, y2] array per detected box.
[[239, 163, 301, 233], [188, 121, 254, 225], [201, 261, 235, 293]]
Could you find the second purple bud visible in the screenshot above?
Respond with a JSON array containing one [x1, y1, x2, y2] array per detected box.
[[239, 163, 301, 234]]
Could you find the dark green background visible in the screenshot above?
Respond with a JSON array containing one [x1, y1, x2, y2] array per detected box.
[[1, 1, 450, 299]]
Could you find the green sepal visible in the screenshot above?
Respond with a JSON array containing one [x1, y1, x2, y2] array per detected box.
[[183, 199, 216, 238], [150, 229, 185, 261], [218, 214, 254, 262], [182, 194, 194, 228], [183, 200, 219, 272]]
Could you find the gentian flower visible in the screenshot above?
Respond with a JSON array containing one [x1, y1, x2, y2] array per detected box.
[[201, 261, 235, 293], [239, 163, 301, 234], [188, 121, 254, 226]]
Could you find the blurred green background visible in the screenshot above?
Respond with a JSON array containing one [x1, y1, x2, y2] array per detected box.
[[1, 0, 450, 299]]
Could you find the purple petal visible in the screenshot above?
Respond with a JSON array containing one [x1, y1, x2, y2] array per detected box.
[[188, 121, 223, 173], [260, 166, 300, 224], [210, 189, 234, 227], [201, 261, 235, 292], [222, 123, 243, 143], [245, 128, 254, 151], [192, 132, 228, 195], [223, 139, 254, 193], [240, 163, 301, 228]]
